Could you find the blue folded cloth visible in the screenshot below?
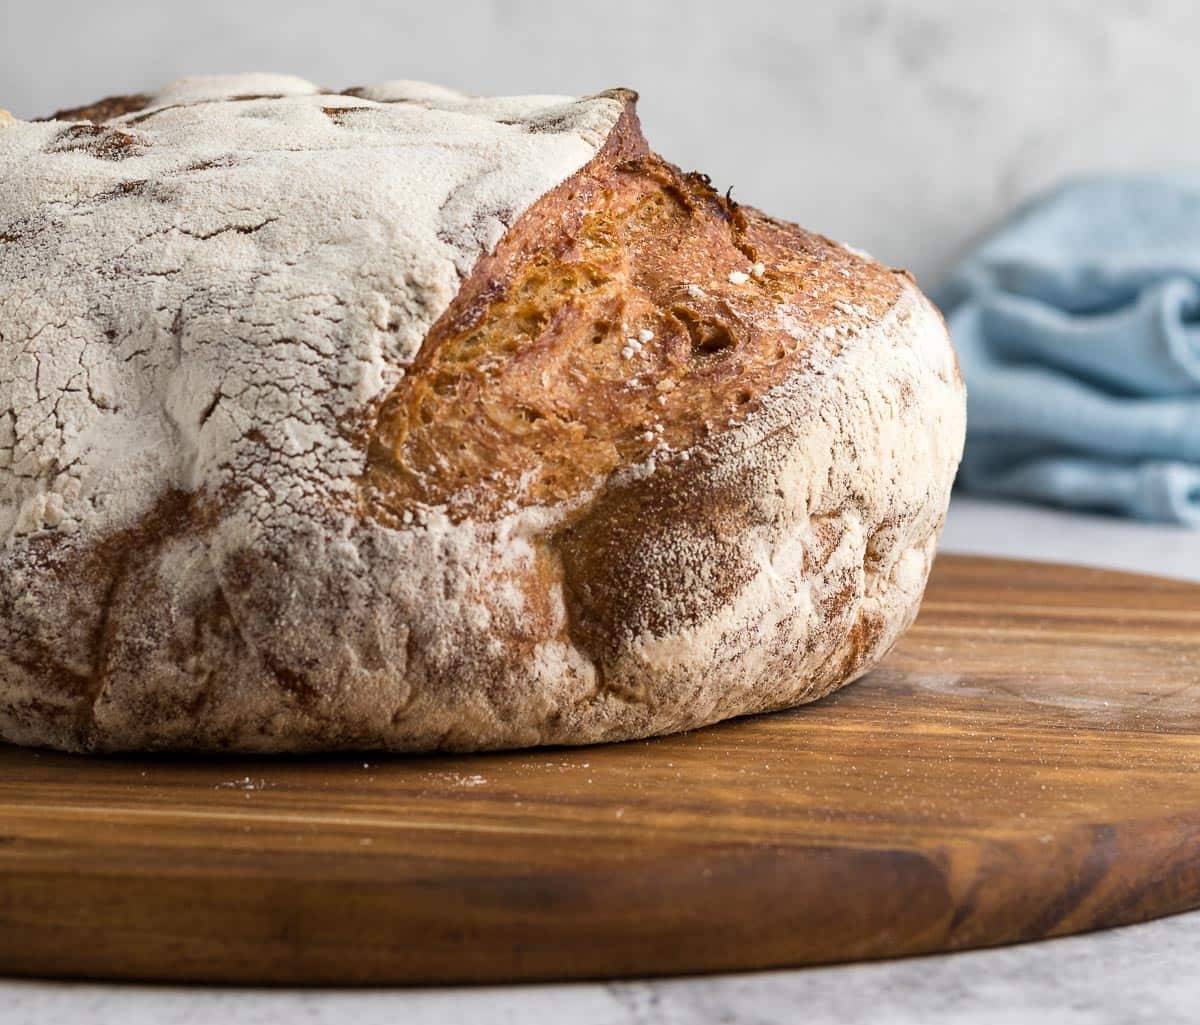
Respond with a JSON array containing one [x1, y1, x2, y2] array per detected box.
[[933, 175, 1200, 527]]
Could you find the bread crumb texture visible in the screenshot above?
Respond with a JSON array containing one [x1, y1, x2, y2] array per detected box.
[[0, 76, 965, 752]]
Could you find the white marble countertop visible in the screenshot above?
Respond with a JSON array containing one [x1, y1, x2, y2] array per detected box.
[[5, 496, 1200, 1025]]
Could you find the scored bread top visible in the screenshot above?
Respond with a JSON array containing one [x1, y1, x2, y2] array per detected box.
[[1, 75, 918, 550]]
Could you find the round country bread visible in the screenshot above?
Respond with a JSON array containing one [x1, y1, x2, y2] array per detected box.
[[0, 76, 965, 752]]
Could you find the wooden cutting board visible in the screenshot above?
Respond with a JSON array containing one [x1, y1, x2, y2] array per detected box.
[[1, 554, 1198, 985]]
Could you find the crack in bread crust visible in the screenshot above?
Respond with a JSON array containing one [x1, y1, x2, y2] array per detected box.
[[0, 76, 965, 753], [362, 102, 908, 523]]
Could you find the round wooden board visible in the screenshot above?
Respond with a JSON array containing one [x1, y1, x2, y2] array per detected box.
[[1, 554, 1199, 985]]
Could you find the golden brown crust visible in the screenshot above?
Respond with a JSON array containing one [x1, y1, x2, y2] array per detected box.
[[363, 99, 908, 523], [41, 92, 153, 123]]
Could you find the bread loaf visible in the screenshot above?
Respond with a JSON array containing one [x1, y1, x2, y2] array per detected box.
[[0, 76, 965, 752]]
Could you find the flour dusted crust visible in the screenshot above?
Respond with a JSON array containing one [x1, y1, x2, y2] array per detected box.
[[0, 76, 965, 752]]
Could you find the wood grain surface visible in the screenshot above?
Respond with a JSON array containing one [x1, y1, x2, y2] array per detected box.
[[1, 554, 1198, 985]]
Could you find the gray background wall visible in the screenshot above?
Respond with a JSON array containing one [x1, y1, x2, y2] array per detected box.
[[3, 0, 1196, 284]]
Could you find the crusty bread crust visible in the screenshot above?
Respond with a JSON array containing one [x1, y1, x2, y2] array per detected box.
[[0, 78, 964, 752]]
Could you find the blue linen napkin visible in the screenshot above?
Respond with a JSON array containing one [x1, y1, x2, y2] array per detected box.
[[933, 175, 1200, 526]]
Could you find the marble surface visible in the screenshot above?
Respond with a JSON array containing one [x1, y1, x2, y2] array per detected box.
[[3, 496, 1199, 1024], [7, 913, 1200, 1025], [940, 496, 1200, 582], [4, 0, 1200, 285]]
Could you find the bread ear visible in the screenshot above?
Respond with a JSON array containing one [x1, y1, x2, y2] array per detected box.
[[0, 110, 15, 127]]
